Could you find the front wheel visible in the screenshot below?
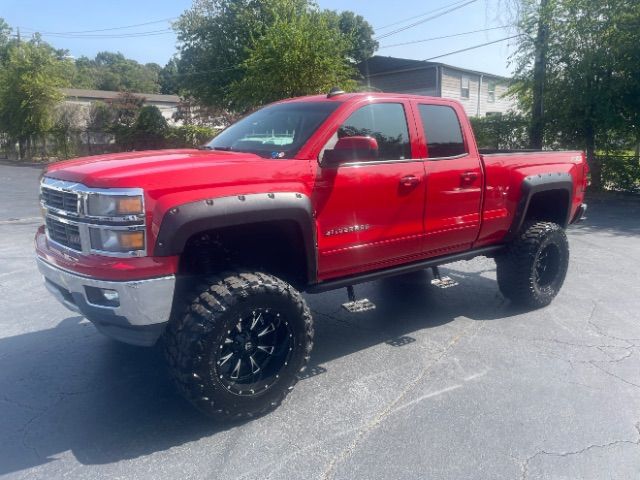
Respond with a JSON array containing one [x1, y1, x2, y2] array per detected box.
[[496, 221, 569, 309], [164, 271, 313, 420]]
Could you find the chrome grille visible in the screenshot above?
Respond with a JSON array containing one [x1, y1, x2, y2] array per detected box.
[[41, 186, 79, 214], [46, 216, 82, 251]]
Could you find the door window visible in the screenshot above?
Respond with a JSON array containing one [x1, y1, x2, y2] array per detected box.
[[333, 103, 412, 161], [418, 104, 467, 158]]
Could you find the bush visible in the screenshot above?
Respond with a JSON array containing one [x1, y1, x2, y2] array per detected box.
[[132, 105, 168, 150], [166, 125, 217, 149], [470, 113, 530, 150], [599, 155, 640, 193]]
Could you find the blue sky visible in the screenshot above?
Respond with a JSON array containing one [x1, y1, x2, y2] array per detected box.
[[1, 0, 516, 76]]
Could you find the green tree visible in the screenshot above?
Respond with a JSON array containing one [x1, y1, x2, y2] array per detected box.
[[0, 18, 11, 63], [133, 105, 168, 149], [0, 40, 71, 159], [174, 0, 371, 109], [107, 92, 146, 149], [159, 58, 180, 95], [324, 10, 378, 63], [228, 4, 357, 109], [510, 0, 640, 188], [73, 51, 162, 93]]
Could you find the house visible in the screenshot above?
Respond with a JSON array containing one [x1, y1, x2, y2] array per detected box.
[[61, 88, 181, 125], [358, 56, 516, 118]]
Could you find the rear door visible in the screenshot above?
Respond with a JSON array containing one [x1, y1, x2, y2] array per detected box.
[[313, 100, 426, 279], [413, 101, 483, 255]]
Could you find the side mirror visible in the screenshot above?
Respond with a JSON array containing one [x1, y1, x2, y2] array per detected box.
[[323, 136, 379, 165]]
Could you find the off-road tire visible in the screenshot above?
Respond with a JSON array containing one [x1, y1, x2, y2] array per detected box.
[[164, 271, 313, 420], [496, 221, 569, 309]]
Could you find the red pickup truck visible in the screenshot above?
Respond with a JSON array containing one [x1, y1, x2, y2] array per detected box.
[[35, 91, 588, 419]]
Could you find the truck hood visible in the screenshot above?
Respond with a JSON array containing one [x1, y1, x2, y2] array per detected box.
[[45, 149, 309, 192]]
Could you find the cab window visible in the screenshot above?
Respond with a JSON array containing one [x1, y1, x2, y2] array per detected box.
[[333, 103, 412, 161], [418, 104, 467, 158]]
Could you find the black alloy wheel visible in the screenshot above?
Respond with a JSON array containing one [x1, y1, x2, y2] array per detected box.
[[164, 271, 313, 420], [215, 308, 294, 396]]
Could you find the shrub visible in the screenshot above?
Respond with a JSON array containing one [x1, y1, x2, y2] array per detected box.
[[470, 113, 530, 150], [166, 125, 218, 149]]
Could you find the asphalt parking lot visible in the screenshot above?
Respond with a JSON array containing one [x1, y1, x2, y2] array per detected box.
[[1, 162, 639, 480]]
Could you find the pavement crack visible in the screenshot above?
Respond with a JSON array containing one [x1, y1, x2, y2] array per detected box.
[[587, 302, 638, 347], [1, 394, 38, 412], [320, 321, 482, 480], [589, 360, 640, 389], [521, 421, 640, 480]]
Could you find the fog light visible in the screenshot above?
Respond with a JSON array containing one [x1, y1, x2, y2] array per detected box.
[[102, 289, 119, 302], [85, 286, 120, 307]]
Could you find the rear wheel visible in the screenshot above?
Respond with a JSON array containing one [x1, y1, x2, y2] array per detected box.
[[164, 271, 313, 420], [496, 221, 569, 308]]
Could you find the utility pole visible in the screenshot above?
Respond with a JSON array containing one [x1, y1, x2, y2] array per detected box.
[[530, 0, 549, 149]]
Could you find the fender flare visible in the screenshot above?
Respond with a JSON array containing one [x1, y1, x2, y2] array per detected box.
[[154, 192, 317, 283], [508, 172, 573, 239]]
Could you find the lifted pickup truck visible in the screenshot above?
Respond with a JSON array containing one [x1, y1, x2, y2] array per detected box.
[[36, 91, 588, 419]]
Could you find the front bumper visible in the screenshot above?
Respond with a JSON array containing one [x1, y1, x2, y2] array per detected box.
[[37, 257, 175, 346]]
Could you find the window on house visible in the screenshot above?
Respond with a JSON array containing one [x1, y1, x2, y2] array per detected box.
[[488, 82, 496, 103], [461, 76, 470, 99], [330, 103, 412, 161], [418, 104, 467, 158]]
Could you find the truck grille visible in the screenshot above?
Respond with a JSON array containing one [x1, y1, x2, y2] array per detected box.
[[41, 187, 79, 214], [46, 216, 82, 251]]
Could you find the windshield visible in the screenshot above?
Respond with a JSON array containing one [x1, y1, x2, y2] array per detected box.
[[207, 101, 340, 159]]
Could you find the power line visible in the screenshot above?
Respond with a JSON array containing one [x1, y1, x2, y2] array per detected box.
[[423, 35, 520, 61], [375, 0, 480, 40], [24, 29, 175, 39], [19, 17, 176, 35], [374, 0, 471, 32], [380, 26, 508, 49]]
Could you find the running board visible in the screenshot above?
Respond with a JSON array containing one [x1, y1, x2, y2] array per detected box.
[[429, 266, 458, 289], [307, 245, 503, 294], [341, 286, 376, 313]]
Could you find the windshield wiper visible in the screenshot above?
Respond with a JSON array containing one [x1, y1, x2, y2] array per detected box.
[[198, 145, 233, 151]]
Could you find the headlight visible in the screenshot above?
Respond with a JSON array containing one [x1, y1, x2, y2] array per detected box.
[[87, 194, 143, 217], [89, 228, 145, 253]]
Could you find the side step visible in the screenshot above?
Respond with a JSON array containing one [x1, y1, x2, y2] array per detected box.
[[429, 266, 459, 289], [342, 286, 376, 313]]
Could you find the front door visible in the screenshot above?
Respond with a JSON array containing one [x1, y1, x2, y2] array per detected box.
[[313, 101, 426, 280]]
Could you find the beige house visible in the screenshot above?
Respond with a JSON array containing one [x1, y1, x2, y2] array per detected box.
[[61, 88, 181, 125], [359, 56, 517, 117]]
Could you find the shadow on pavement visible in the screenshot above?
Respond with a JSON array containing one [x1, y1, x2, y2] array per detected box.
[[0, 265, 518, 475], [573, 193, 640, 238]]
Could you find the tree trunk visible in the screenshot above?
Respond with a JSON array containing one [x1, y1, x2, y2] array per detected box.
[[18, 138, 26, 161], [585, 124, 601, 190], [529, 0, 549, 150]]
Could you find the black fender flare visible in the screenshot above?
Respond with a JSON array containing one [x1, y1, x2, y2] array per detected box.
[[507, 172, 574, 239], [154, 192, 317, 283]]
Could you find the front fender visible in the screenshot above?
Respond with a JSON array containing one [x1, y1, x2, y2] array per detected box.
[[153, 192, 317, 282]]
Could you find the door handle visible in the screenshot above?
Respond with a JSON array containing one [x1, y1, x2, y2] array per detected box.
[[461, 171, 479, 185], [400, 175, 420, 187]]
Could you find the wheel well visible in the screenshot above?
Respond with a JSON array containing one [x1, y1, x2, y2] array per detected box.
[[178, 220, 310, 289], [524, 189, 570, 227]]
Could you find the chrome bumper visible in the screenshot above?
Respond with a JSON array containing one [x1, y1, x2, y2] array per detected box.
[[36, 257, 175, 346]]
